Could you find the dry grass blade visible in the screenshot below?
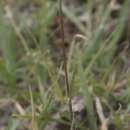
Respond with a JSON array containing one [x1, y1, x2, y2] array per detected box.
[[95, 96, 108, 130]]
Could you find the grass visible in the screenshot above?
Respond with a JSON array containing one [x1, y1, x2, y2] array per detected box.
[[0, 0, 130, 130]]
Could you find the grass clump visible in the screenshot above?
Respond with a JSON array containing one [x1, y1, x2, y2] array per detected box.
[[0, 0, 130, 130]]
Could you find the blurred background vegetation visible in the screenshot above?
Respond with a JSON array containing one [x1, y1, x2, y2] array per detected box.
[[0, 0, 130, 130]]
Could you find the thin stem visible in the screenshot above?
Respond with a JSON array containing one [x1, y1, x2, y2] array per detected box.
[[59, 0, 73, 121]]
